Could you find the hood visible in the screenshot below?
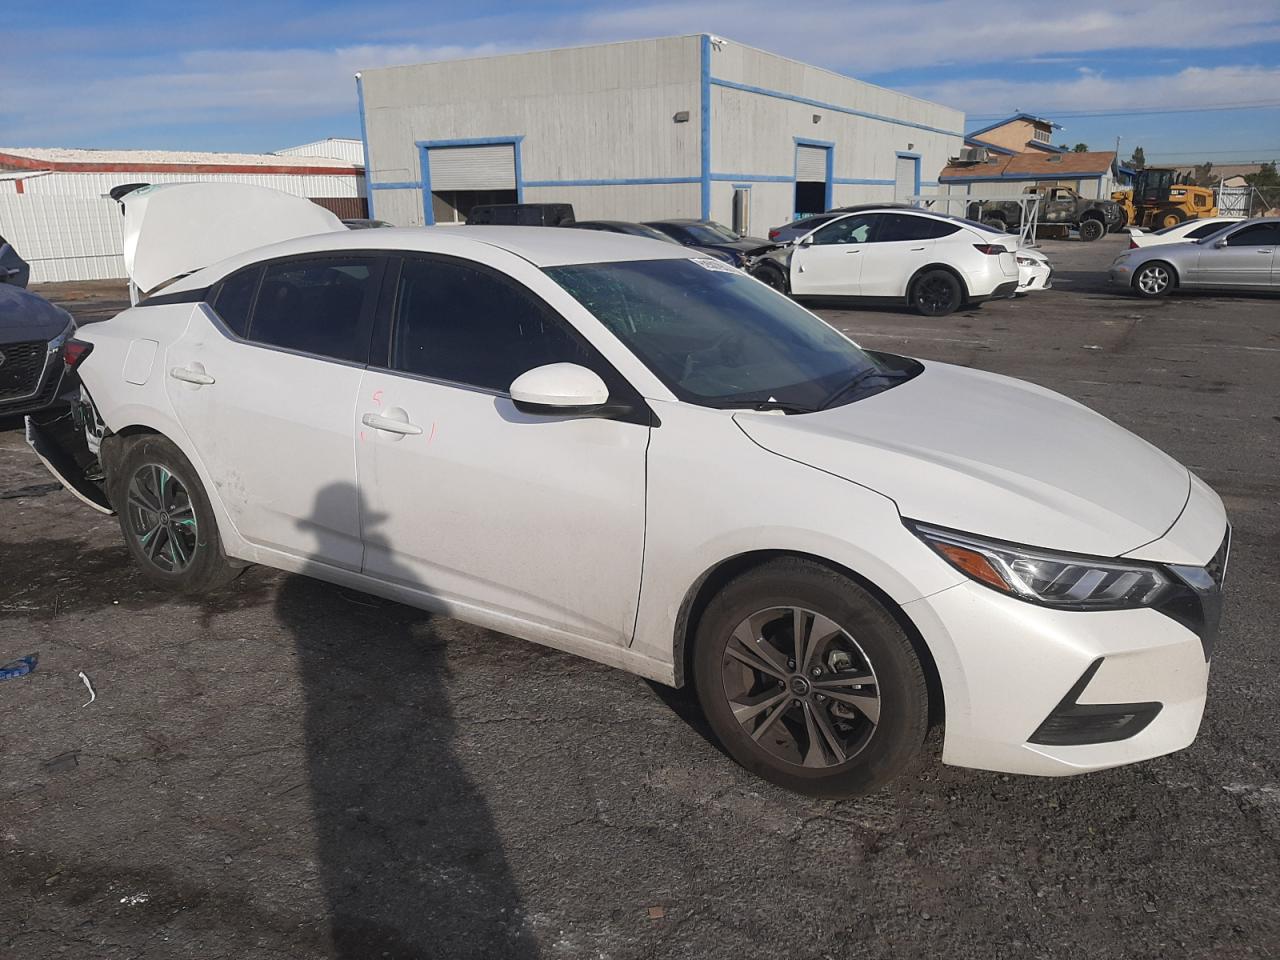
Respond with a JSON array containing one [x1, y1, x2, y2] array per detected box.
[[0, 285, 73, 340], [735, 361, 1190, 557], [119, 183, 346, 294], [719, 236, 773, 253]]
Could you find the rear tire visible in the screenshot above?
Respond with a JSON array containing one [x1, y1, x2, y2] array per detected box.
[[1132, 261, 1175, 298], [1160, 211, 1184, 230], [692, 558, 929, 798], [911, 269, 963, 316], [111, 434, 241, 594], [1078, 218, 1105, 242], [982, 218, 1008, 233]]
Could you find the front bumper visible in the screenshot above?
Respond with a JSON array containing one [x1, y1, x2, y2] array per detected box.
[[905, 581, 1213, 776], [1109, 263, 1134, 285], [0, 337, 73, 418]]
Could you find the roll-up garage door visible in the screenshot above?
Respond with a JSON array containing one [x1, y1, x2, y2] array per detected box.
[[428, 144, 516, 190], [795, 144, 828, 182]]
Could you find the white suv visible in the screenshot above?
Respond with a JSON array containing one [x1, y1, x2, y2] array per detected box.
[[30, 186, 1227, 798], [751, 209, 1021, 315]]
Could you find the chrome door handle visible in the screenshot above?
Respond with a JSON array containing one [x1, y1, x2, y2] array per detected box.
[[362, 412, 423, 436], [170, 367, 215, 385]]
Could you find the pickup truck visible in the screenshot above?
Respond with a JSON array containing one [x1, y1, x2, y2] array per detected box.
[[971, 185, 1124, 241]]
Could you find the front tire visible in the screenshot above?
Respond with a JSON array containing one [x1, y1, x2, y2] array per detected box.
[[1160, 211, 1184, 230], [1078, 218, 1105, 242], [911, 269, 963, 316], [753, 262, 790, 295], [111, 434, 241, 594], [1132, 261, 1175, 298], [692, 559, 929, 798]]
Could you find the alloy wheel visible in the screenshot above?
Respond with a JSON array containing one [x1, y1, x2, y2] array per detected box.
[[125, 463, 198, 573], [720, 606, 880, 768], [916, 275, 957, 314], [1137, 265, 1170, 295]]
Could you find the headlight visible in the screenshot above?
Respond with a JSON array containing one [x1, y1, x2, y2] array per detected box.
[[908, 522, 1172, 610], [47, 316, 77, 355]]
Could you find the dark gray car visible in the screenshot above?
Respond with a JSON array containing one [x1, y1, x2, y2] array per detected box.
[[1, 233, 30, 289], [0, 285, 76, 417], [1109, 217, 1280, 297]]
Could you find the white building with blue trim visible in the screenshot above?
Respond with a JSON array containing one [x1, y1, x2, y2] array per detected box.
[[357, 35, 963, 234]]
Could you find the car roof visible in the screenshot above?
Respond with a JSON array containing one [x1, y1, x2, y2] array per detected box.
[[644, 219, 706, 226], [167, 225, 692, 292]]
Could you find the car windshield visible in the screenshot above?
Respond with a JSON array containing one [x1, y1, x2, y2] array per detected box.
[[546, 258, 888, 410], [680, 222, 740, 244]]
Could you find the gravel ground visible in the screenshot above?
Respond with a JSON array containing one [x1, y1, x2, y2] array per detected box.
[[2, 233, 1278, 959]]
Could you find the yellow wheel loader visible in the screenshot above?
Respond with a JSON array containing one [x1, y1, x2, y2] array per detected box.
[[1112, 168, 1218, 230]]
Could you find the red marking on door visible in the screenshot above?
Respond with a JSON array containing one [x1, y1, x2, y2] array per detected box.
[[372, 389, 383, 406], [427, 422, 437, 445]]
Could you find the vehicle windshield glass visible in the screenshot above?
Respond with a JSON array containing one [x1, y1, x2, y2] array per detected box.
[[545, 258, 885, 409], [943, 214, 1007, 233], [681, 222, 740, 243]]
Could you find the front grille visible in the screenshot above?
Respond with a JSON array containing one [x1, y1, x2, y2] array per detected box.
[[0, 341, 47, 400]]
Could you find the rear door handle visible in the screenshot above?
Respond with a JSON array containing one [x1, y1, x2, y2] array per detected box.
[[911, 247, 926, 251], [170, 367, 215, 385], [362, 412, 423, 436], [844, 249, 861, 255]]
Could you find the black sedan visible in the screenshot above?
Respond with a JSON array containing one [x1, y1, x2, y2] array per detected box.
[[1, 232, 30, 289], [642, 219, 774, 267], [0, 285, 76, 418]]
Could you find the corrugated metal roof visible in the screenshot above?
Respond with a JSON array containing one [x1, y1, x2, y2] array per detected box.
[[0, 146, 362, 172]]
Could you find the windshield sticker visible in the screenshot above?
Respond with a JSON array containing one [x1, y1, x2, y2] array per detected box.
[[692, 257, 738, 274]]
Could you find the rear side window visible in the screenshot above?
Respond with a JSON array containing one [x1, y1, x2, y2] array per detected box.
[[876, 214, 960, 242], [249, 258, 377, 363], [212, 267, 261, 338], [1186, 222, 1225, 240], [391, 256, 592, 392]]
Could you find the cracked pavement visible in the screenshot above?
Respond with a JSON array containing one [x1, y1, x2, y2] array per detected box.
[[2, 234, 1278, 959]]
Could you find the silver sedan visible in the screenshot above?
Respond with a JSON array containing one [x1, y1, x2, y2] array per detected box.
[[1109, 217, 1280, 297]]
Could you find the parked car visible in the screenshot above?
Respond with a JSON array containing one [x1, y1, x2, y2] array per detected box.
[[342, 218, 393, 230], [571, 220, 736, 264], [0, 284, 76, 418], [643, 219, 773, 267], [30, 184, 1229, 799], [750, 208, 1020, 315], [1126, 217, 1245, 249], [972, 185, 1124, 241], [1, 233, 30, 288], [767, 213, 843, 244], [468, 203, 575, 227], [1110, 217, 1280, 297]]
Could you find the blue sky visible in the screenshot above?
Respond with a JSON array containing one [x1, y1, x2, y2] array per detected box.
[[4, 0, 1278, 167]]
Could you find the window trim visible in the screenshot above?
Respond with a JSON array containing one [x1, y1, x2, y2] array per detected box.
[[372, 252, 654, 425], [1224, 223, 1280, 247]]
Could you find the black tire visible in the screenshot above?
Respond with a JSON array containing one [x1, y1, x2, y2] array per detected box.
[[1159, 210, 1185, 230], [911, 269, 963, 316], [753, 262, 790, 295], [1132, 260, 1175, 298], [692, 558, 929, 798], [110, 434, 241, 594], [981, 218, 1008, 233], [1078, 217, 1105, 242]]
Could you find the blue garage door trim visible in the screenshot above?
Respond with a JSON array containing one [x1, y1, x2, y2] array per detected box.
[[416, 136, 525, 225], [355, 74, 374, 218], [795, 137, 834, 211], [895, 151, 922, 200]]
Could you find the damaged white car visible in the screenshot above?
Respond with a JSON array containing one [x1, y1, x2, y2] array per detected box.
[[29, 184, 1228, 798]]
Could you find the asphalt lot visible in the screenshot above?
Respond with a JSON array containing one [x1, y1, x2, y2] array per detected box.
[[2, 233, 1278, 959]]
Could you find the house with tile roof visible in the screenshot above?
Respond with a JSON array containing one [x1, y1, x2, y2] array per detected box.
[[939, 149, 1126, 200]]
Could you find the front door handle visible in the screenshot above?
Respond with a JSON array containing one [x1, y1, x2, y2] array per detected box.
[[911, 247, 926, 252], [844, 249, 861, 255], [362, 412, 423, 436], [170, 366, 215, 385]]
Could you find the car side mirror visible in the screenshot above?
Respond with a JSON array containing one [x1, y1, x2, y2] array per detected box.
[[510, 363, 610, 415], [798, 235, 814, 247]]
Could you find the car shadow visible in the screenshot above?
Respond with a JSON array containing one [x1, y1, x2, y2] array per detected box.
[[279, 482, 538, 959]]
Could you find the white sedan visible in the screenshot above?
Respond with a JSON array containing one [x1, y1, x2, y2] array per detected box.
[[30, 184, 1229, 798], [1127, 217, 1244, 248], [750, 208, 1021, 316]]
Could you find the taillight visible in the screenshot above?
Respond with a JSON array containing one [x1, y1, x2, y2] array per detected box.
[[768, 228, 780, 240], [63, 338, 94, 370], [1129, 239, 1138, 249], [973, 244, 1008, 255]]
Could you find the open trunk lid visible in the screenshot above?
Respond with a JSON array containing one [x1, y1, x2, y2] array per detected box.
[[118, 183, 346, 295]]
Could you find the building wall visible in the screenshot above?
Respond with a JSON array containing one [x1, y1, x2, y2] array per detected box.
[[10, 169, 364, 201], [361, 36, 702, 225], [706, 41, 961, 230], [361, 35, 964, 230]]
